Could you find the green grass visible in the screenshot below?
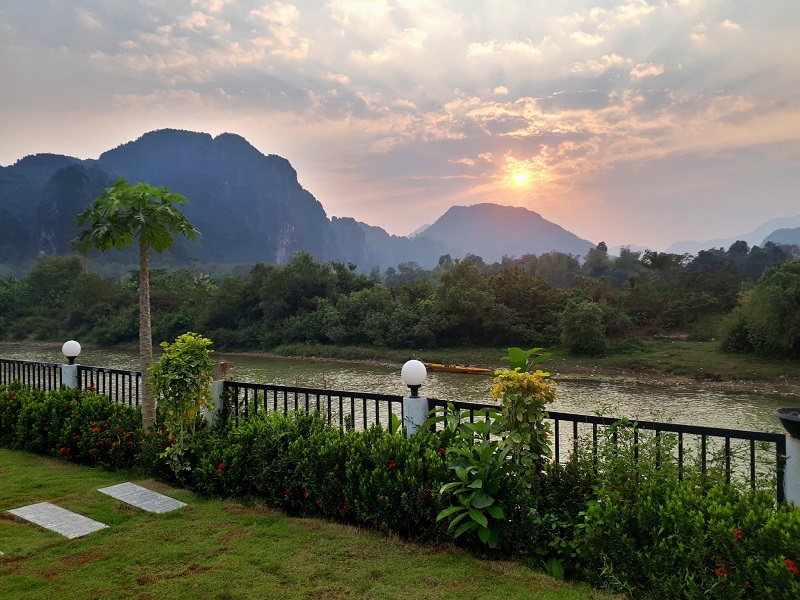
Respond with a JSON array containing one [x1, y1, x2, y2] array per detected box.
[[0, 449, 611, 600]]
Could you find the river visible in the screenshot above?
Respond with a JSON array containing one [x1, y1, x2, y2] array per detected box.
[[1, 341, 796, 433]]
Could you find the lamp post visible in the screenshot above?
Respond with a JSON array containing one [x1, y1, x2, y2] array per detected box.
[[401, 360, 428, 434], [62, 340, 81, 365], [61, 340, 81, 389]]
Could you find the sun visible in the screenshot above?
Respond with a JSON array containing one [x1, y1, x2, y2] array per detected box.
[[514, 172, 530, 186]]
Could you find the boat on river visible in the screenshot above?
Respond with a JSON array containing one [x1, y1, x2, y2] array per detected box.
[[424, 363, 492, 375]]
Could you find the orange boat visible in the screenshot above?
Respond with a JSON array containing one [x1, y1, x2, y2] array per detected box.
[[424, 363, 492, 375]]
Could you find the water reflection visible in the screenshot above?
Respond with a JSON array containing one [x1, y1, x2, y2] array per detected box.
[[0, 341, 792, 433]]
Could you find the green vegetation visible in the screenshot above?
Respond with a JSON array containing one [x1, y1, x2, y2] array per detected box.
[[3, 377, 800, 598], [722, 259, 800, 358], [0, 449, 605, 600], [149, 332, 215, 475], [1, 240, 798, 382]]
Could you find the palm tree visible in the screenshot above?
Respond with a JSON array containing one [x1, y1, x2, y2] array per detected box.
[[72, 178, 200, 429]]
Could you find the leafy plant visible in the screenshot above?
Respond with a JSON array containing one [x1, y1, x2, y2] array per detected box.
[[501, 346, 551, 372], [490, 367, 556, 468], [149, 331, 214, 475], [436, 409, 510, 548]]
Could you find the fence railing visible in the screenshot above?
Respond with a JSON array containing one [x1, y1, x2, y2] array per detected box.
[[0, 358, 62, 391], [77, 366, 142, 406], [222, 380, 404, 430], [0, 357, 789, 503]]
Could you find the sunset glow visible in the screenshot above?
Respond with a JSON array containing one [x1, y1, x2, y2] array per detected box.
[[1, 1, 799, 250]]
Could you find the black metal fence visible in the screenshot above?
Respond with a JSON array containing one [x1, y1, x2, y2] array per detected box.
[[222, 380, 404, 430], [77, 366, 142, 406], [0, 357, 788, 502], [0, 358, 62, 391]]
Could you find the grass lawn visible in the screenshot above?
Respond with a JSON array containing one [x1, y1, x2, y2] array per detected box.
[[0, 449, 612, 600]]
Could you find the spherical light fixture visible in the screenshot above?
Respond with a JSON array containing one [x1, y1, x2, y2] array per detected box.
[[401, 360, 427, 398], [62, 340, 81, 365]]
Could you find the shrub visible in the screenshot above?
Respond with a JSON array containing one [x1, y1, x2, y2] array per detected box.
[[560, 299, 607, 356], [0, 383, 156, 471], [149, 332, 214, 475]]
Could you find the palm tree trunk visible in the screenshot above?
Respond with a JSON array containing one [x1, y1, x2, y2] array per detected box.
[[139, 237, 155, 430]]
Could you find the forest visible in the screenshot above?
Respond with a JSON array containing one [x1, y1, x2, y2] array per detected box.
[[0, 240, 798, 359]]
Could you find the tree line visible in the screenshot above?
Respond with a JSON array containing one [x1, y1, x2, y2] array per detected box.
[[1, 240, 798, 358]]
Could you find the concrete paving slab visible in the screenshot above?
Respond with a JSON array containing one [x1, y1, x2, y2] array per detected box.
[[7, 502, 108, 539], [98, 482, 186, 514]]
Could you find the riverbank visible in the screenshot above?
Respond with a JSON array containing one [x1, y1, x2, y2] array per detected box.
[[266, 341, 800, 397], [1, 339, 798, 398]]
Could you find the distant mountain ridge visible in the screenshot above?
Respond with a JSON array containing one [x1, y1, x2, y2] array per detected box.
[[0, 128, 600, 273], [667, 215, 800, 255], [419, 204, 595, 263]]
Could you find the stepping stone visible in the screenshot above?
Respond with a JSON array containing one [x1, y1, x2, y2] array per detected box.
[[7, 502, 108, 539], [98, 482, 186, 514]]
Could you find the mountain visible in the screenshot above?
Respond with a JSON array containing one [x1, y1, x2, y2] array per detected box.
[[764, 227, 800, 246], [418, 203, 595, 263], [667, 215, 800, 255], [0, 129, 596, 273]]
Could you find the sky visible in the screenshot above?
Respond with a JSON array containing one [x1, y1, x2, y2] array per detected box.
[[2, 0, 799, 250]]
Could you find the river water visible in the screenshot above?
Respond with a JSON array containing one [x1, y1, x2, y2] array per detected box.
[[1, 341, 796, 434]]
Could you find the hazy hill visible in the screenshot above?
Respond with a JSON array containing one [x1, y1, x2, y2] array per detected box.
[[764, 227, 800, 246], [0, 128, 600, 273], [667, 215, 800, 255], [418, 203, 595, 263]]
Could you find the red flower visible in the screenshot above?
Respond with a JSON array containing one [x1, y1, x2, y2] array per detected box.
[[127, 441, 134, 446], [303, 489, 310, 499], [733, 529, 742, 539], [218, 462, 225, 469], [342, 503, 349, 511], [284, 489, 292, 496], [388, 460, 397, 470], [74, 435, 81, 440], [439, 447, 446, 454], [58, 447, 70, 455], [316, 499, 322, 506], [91, 427, 101, 434], [714, 567, 726, 578], [785, 559, 799, 576]]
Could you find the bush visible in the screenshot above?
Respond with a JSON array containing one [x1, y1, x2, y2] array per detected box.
[[0, 383, 161, 471], [560, 299, 607, 356], [189, 410, 455, 541]]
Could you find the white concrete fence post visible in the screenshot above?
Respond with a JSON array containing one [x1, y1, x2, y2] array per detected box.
[[784, 435, 800, 507], [402, 395, 429, 435], [61, 364, 78, 389], [206, 380, 225, 427]]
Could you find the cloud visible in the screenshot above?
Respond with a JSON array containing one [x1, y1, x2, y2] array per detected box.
[[249, 1, 299, 26], [191, 0, 234, 13], [691, 22, 707, 43], [570, 31, 604, 46], [720, 19, 741, 31], [630, 62, 664, 79], [571, 53, 632, 75], [467, 39, 544, 58], [494, 86, 509, 96], [74, 9, 102, 30]]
